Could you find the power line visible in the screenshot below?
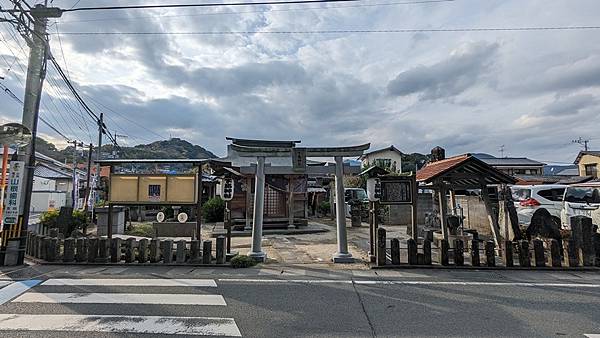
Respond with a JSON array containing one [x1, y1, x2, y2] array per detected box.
[[54, 25, 600, 35], [56, 0, 455, 23], [62, 0, 366, 12]]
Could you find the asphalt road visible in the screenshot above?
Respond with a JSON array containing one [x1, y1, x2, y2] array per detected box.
[[0, 265, 599, 337]]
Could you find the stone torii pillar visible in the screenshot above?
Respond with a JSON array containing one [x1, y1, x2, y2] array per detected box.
[[248, 156, 267, 262], [333, 156, 353, 263]]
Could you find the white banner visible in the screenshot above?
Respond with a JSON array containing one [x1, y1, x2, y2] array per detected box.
[[3, 161, 25, 225]]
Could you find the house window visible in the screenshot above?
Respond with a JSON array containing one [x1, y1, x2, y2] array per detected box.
[[585, 164, 598, 178], [375, 159, 391, 168]]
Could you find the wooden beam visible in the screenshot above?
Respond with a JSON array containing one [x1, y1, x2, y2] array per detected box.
[[479, 179, 501, 253], [437, 182, 449, 240], [288, 176, 295, 229]]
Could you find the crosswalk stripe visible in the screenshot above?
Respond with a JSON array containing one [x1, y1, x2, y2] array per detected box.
[[0, 314, 242, 336], [0, 280, 41, 305], [0, 281, 12, 288], [41, 278, 217, 287], [13, 292, 227, 305]]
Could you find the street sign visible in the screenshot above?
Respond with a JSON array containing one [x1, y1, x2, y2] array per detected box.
[[379, 176, 414, 205], [221, 178, 235, 201], [3, 161, 25, 225]]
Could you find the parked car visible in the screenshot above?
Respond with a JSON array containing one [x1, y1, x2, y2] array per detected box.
[[510, 184, 567, 228], [560, 182, 600, 230]]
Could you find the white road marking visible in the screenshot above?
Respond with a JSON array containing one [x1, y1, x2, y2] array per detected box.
[[217, 278, 600, 288], [0, 280, 41, 305], [13, 292, 227, 305], [584, 335, 600, 337], [41, 278, 217, 287], [0, 314, 241, 336], [0, 281, 13, 288]]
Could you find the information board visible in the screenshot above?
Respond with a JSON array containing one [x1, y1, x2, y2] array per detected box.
[[379, 177, 414, 205]]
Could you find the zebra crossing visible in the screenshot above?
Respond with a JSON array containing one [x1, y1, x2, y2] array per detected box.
[[0, 278, 242, 337]]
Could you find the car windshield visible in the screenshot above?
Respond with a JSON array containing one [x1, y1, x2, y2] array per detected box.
[[355, 189, 367, 200], [564, 187, 600, 204], [511, 188, 531, 201]]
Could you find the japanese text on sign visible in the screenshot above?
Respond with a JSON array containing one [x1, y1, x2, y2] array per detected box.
[[380, 180, 413, 205], [3, 161, 25, 225]]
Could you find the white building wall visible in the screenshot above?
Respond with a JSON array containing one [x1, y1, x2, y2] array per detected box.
[[361, 149, 403, 173], [32, 177, 56, 191]]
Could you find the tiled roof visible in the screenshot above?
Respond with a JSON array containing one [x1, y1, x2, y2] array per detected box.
[[416, 154, 516, 186], [416, 155, 469, 182]]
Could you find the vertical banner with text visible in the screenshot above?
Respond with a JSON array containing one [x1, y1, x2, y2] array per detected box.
[[3, 161, 25, 226]]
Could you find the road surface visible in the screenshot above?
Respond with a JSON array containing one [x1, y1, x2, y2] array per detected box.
[[0, 264, 599, 337]]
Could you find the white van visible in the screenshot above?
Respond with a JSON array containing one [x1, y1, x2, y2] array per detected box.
[[510, 185, 566, 227], [561, 182, 600, 229]]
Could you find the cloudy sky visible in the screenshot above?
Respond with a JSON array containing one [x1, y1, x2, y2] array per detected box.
[[0, 0, 599, 162]]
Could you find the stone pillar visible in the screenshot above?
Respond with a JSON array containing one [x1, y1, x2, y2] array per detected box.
[[248, 156, 266, 262], [176, 240, 186, 263], [333, 156, 353, 263], [407, 238, 418, 265], [150, 239, 160, 263], [76, 238, 87, 262], [216, 236, 226, 264], [110, 238, 122, 263], [36, 235, 44, 259], [550, 239, 562, 267], [580, 217, 594, 266], [46, 238, 58, 262], [518, 240, 530, 267], [97, 238, 109, 263], [423, 239, 432, 265], [138, 238, 148, 263], [567, 239, 579, 267], [454, 239, 464, 266], [504, 241, 514, 267], [202, 240, 212, 264], [533, 239, 545, 267], [63, 238, 75, 263], [593, 233, 600, 268], [440, 239, 449, 266], [438, 185, 449, 240], [485, 241, 495, 267], [190, 240, 201, 263], [162, 240, 173, 264], [471, 239, 480, 267], [87, 238, 98, 263], [125, 238, 136, 263], [376, 227, 386, 266], [390, 238, 400, 265]]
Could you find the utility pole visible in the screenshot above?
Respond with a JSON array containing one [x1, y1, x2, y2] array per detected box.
[[71, 140, 83, 208], [499, 145, 505, 158], [113, 132, 127, 158], [572, 137, 590, 151], [83, 143, 92, 212], [17, 4, 62, 240], [95, 112, 103, 201]]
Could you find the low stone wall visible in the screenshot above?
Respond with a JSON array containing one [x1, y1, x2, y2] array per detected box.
[[25, 232, 230, 265]]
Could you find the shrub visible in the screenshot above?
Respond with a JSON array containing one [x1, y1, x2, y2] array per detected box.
[[72, 210, 89, 229], [230, 255, 258, 268], [40, 210, 60, 228], [125, 223, 155, 238], [203, 197, 225, 222], [318, 201, 331, 215]]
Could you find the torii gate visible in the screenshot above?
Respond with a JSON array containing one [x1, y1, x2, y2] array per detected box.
[[230, 142, 370, 263]]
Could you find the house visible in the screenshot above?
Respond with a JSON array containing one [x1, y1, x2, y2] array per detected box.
[[472, 153, 545, 176], [359, 145, 402, 173], [574, 151, 600, 178]]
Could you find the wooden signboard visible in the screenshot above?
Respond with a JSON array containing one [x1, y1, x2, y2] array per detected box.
[[109, 174, 197, 204], [379, 176, 415, 205]]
